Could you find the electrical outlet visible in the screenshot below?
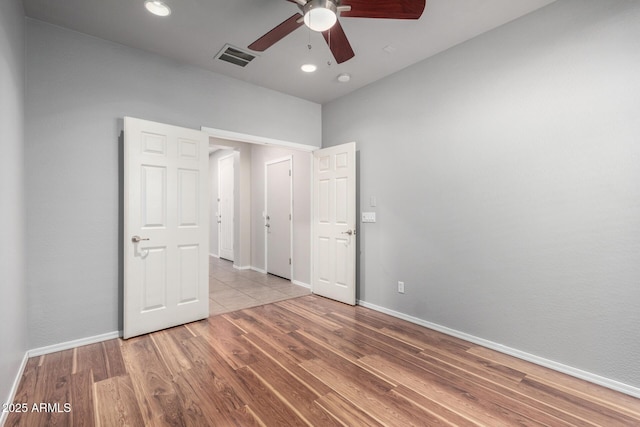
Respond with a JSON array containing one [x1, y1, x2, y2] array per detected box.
[[398, 281, 405, 294]]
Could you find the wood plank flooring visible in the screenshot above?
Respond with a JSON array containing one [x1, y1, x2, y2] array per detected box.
[[6, 295, 640, 426]]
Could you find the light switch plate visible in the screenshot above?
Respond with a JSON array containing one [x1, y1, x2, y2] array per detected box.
[[362, 212, 376, 223]]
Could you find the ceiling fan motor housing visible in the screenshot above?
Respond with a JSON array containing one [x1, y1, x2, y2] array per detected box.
[[303, 0, 339, 14]]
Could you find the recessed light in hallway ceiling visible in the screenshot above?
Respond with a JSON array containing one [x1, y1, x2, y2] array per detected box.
[[144, 0, 171, 17]]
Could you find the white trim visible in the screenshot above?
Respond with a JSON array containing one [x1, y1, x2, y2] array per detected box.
[[251, 266, 267, 274], [357, 299, 640, 399], [264, 156, 294, 281], [233, 264, 252, 271], [230, 265, 307, 286], [309, 151, 315, 294], [292, 280, 311, 289], [0, 352, 29, 426], [201, 126, 317, 153], [209, 253, 219, 258], [28, 331, 121, 358], [218, 153, 235, 262]]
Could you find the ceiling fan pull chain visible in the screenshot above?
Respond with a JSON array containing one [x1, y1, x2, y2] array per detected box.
[[327, 28, 332, 67]]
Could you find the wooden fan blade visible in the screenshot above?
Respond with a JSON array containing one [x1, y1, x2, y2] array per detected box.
[[322, 20, 355, 64], [340, 0, 425, 19], [248, 13, 304, 51]]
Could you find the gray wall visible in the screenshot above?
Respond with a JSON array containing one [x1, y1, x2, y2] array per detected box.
[[323, 0, 640, 390], [250, 144, 312, 285], [25, 19, 321, 349], [0, 0, 27, 410]]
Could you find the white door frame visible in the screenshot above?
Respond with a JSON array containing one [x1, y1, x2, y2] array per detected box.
[[264, 156, 293, 279], [217, 153, 235, 261]]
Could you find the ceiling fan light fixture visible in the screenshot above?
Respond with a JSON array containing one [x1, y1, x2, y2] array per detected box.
[[303, 0, 338, 32], [144, 0, 171, 17]]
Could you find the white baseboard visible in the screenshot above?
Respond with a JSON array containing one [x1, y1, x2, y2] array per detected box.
[[209, 253, 219, 259], [357, 300, 640, 400], [28, 331, 121, 358], [0, 352, 29, 426], [292, 280, 311, 289], [213, 261, 309, 288], [240, 265, 310, 288], [1, 331, 120, 425]]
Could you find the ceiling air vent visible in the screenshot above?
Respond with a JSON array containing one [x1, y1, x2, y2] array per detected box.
[[215, 44, 256, 68]]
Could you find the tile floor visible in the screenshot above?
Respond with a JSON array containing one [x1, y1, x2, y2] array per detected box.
[[209, 256, 311, 315]]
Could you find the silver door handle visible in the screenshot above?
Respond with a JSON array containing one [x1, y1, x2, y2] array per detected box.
[[341, 229, 355, 236], [265, 224, 270, 228], [131, 235, 150, 243]]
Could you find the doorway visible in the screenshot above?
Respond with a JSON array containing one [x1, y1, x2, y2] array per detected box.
[[207, 139, 312, 285], [204, 128, 356, 307]]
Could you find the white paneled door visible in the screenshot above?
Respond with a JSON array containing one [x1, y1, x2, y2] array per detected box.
[[218, 154, 235, 261], [265, 157, 292, 279], [123, 117, 209, 339], [312, 142, 356, 305]]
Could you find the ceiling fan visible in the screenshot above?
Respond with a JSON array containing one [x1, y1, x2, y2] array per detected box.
[[248, 0, 426, 64]]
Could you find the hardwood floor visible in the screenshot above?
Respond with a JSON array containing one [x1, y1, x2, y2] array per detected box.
[[6, 295, 640, 426]]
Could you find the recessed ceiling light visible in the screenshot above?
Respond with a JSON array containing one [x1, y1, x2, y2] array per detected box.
[[301, 64, 317, 73], [337, 73, 351, 83], [144, 0, 171, 17]]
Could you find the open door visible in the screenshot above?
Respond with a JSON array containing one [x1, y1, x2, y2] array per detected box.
[[124, 117, 209, 339], [312, 142, 356, 305]]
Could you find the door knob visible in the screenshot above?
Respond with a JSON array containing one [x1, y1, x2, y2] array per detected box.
[[341, 229, 355, 236], [131, 235, 150, 243]]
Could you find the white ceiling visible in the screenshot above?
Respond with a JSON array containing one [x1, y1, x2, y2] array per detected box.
[[22, 0, 556, 104]]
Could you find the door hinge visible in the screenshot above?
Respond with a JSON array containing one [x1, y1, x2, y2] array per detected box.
[[289, 258, 292, 265], [289, 169, 292, 176], [289, 213, 292, 220]]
